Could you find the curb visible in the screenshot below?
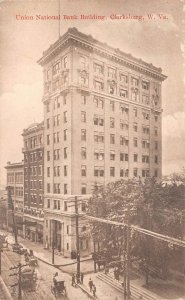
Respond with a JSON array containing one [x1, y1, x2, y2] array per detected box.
[[77, 284, 99, 300], [0, 276, 13, 300]]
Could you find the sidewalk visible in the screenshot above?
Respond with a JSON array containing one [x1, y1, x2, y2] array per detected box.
[[0, 229, 94, 274]]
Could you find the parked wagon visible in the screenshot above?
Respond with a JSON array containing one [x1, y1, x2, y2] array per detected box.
[[51, 275, 67, 298], [21, 266, 37, 291]]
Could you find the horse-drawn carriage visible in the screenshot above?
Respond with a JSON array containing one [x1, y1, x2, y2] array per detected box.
[[21, 266, 37, 291], [51, 274, 67, 298], [12, 243, 27, 255], [24, 249, 39, 267]]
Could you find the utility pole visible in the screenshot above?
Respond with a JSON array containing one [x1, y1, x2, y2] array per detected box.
[[126, 205, 131, 300], [10, 263, 28, 300], [123, 227, 127, 299], [0, 248, 2, 275], [75, 196, 80, 281], [7, 186, 18, 244], [52, 230, 55, 265]]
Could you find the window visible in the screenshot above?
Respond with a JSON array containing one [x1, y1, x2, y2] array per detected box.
[[64, 111, 67, 123], [81, 95, 86, 105], [120, 120, 128, 130], [47, 167, 50, 177], [53, 79, 59, 91], [155, 141, 158, 150], [94, 132, 104, 143], [80, 56, 86, 69], [94, 150, 104, 161], [110, 118, 115, 128], [64, 129, 67, 141], [133, 123, 138, 132], [142, 111, 150, 120], [125, 169, 129, 177], [54, 166, 60, 177], [94, 97, 98, 107], [120, 89, 128, 98], [110, 101, 115, 111], [134, 153, 138, 162], [108, 85, 115, 95], [131, 77, 139, 86], [46, 102, 50, 113], [94, 166, 104, 177], [47, 199, 50, 208], [120, 104, 129, 115], [155, 155, 158, 163], [134, 138, 138, 147], [53, 61, 60, 75], [142, 155, 149, 163], [131, 88, 139, 102], [133, 168, 138, 177], [63, 56, 68, 68], [142, 80, 150, 90], [63, 148, 67, 160], [142, 169, 150, 177], [54, 149, 60, 160], [64, 184, 68, 194], [81, 184, 87, 195], [81, 129, 86, 141], [94, 115, 104, 126], [64, 202, 67, 211], [63, 95, 67, 105], [94, 62, 103, 75], [47, 183, 50, 193], [94, 80, 103, 91], [154, 169, 158, 177], [120, 168, 124, 177], [110, 151, 115, 161], [143, 126, 150, 134], [80, 75, 88, 86], [47, 151, 50, 161], [81, 165, 86, 177], [142, 94, 150, 105], [120, 152, 128, 161], [110, 134, 115, 144], [54, 183, 60, 194], [155, 127, 158, 136], [133, 107, 138, 117], [64, 165, 68, 176], [110, 167, 115, 177], [47, 135, 50, 145], [155, 115, 158, 122], [120, 73, 128, 83], [81, 147, 86, 160], [108, 67, 116, 78], [53, 200, 57, 209], [142, 140, 150, 149], [67, 225, 69, 235], [81, 111, 86, 123], [46, 118, 50, 129]]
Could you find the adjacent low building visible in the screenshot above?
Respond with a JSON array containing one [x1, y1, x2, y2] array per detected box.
[[5, 162, 24, 237], [22, 122, 44, 243]]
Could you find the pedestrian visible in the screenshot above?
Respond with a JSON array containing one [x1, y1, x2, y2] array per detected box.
[[92, 284, 96, 298], [72, 274, 76, 287], [80, 272, 84, 284], [88, 278, 93, 292]]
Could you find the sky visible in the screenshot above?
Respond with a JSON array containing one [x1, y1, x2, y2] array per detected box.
[[0, 0, 185, 185]]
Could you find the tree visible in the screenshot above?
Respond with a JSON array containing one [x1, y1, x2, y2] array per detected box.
[[87, 177, 185, 282]]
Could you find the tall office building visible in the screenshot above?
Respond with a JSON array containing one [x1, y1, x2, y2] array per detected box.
[[22, 122, 44, 243], [38, 27, 166, 256]]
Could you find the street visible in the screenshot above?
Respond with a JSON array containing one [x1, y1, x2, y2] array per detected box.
[[1, 248, 90, 300]]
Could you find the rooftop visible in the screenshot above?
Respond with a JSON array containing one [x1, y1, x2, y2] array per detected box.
[[38, 27, 167, 81]]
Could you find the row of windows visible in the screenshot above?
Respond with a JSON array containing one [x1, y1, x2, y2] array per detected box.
[[24, 194, 42, 203], [24, 135, 43, 150], [25, 166, 42, 176], [24, 151, 43, 163], [25, 180, 43, 189], [7, 172, 23, 184], [46, 56, 68, 79]]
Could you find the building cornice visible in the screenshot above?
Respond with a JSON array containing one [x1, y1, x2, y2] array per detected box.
[[38, 27, 167, 82]]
